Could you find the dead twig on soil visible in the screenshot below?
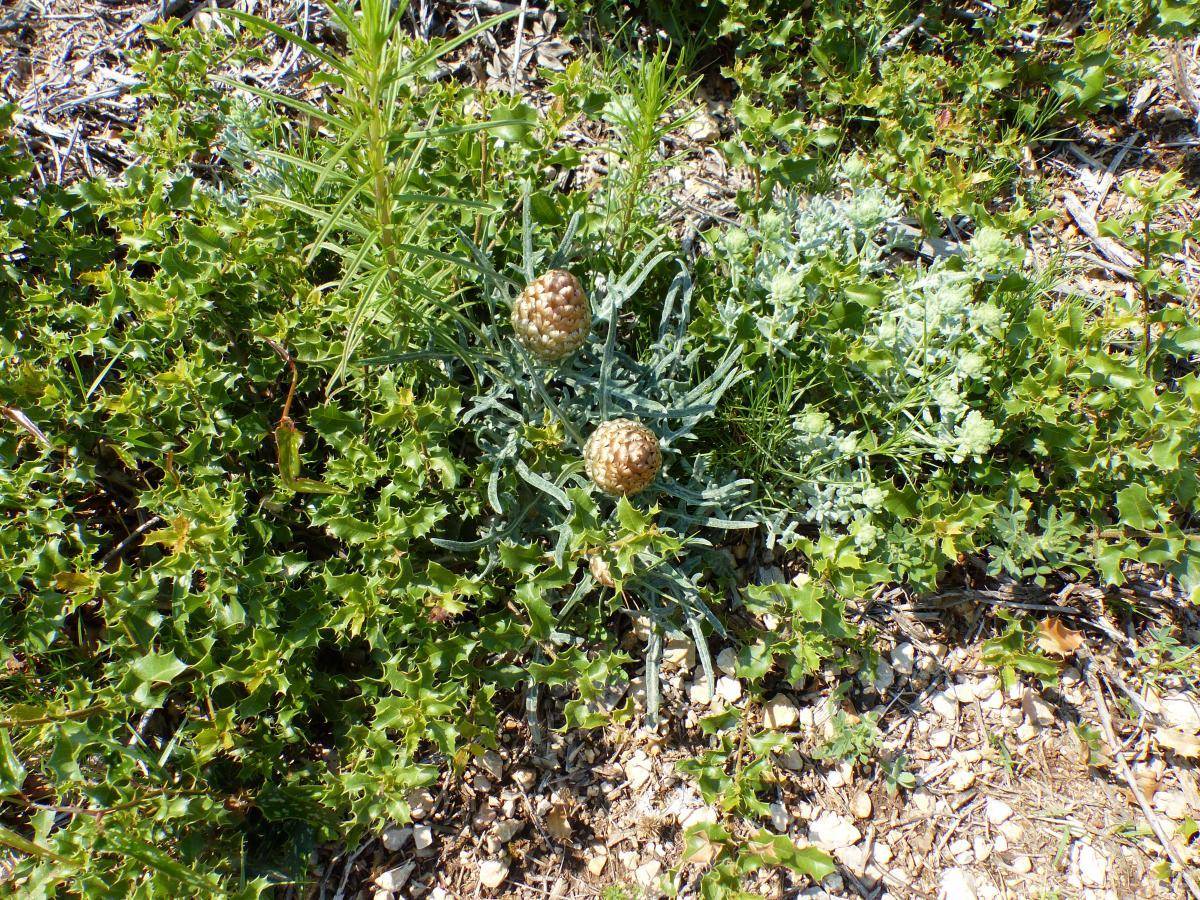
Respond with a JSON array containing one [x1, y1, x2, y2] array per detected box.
[[1062, 189, 1139, 272], [1078, 647, 1200, 900], [509, 0, 529, 94], [1167, 40, 1200, 132]]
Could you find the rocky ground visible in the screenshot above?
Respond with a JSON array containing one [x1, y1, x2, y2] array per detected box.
[[4, 4, 1200, 898], [342, 574, 1200, 900]]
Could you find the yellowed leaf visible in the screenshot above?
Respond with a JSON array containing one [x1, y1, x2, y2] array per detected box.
[[1155, 728, 1200, 759], [682, 832, 720, 867], [1037, 618, 1083, 656]]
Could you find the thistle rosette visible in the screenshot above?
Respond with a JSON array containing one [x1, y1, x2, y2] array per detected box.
[[584, 418, 661, 497], [511, 269, 590, 362]]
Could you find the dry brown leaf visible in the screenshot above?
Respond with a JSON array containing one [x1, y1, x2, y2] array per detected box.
[[1037, 618, 1083, 656], [546, 804, 573, 841], [1155, 727, 1200, 759]]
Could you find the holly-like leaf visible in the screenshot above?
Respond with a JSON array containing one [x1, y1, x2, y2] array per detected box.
[[1036, 618, 1083, 657], [1155, 728, 1200, 759], [132, 650, 188, 686], [0, 729, 26, 797], [1116, 485, 1159, 531]]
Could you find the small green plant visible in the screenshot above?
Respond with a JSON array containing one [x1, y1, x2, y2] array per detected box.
[[677, 708, 793, 819], [982, 613, 1061, 689], [597, 45, 698, 262], [1098, 171, 1198, 371], [1134, 626, 1200, 685], [881, 752, 916, 796], [813, 708, 881, 767], [683, 822, 835, 898], [217, 0, 519, 393]]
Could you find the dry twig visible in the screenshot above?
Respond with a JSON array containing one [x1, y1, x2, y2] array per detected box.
[[1078, 647, 1200, 900]]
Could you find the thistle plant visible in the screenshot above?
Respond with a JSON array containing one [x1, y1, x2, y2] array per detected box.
[[418, 197, 752, 724], [511, 269, 592, 362], [584, 418, 662, 496]]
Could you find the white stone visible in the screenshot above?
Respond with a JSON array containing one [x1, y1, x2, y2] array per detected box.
[[1076, 842, 1107, 887], [714, 675, 742, 704], [950, 841, 973, 866], [1153, 790, 1190, 820], [874, 659, 895, 692], [493, 819, 523, 844], [1163, 692, 1200, 733], [511, 767, 536, 790], [822, 873, 845, 894], [375, 862, 415, 892], [835, 844, 868, 874], [1016, 722, 1040, 743], [407, 789, 435, 820], [634, 859, 663, 888], [975, 675, 999, 700], [628, 677, 648, 711], [912, 787, 935, 813], [413, 824, 434, 851], [478, 751, 504, 781], [586, 846, 608, 876], [625, 751, 653, 791], [939, 867, 977, 900], [952, 681, 978, 703], [948, 767, 976, 791], [808, 811, 861, 850], [769, 801, 790, 831], [985, 798, 1014, 825], [716, 648, 738, 677], [1011, 854, 1032, 874], [993, 833, 1008, 853], [479, 858, 510, 889], [852, 793, 872, 819], [686, 109, 721, 143], [1000, 820, 1024, 842], [873, 843, 893, 866], [688, 676, 713, 705], [382, 826, 412, 851], [1022, 690, 1054, 728], [931, 690, 959, 720], [930, 729, 953, 749], [662, 637, 695, 670], [764, 694, 800, 729], [973, 835, 991, 862], [890, 643, 916, 675]]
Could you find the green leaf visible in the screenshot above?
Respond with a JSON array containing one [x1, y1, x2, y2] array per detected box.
[[132, 651, 188, 686], [1116, 484, 1159, 531], [0, 824, 72, 864], [0, 729, 26, 797], [103, 832, 223, 893]]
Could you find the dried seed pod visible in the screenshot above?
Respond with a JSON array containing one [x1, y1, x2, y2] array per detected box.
[[510, 270, 590, 362], [584, 418, 661, 496]]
